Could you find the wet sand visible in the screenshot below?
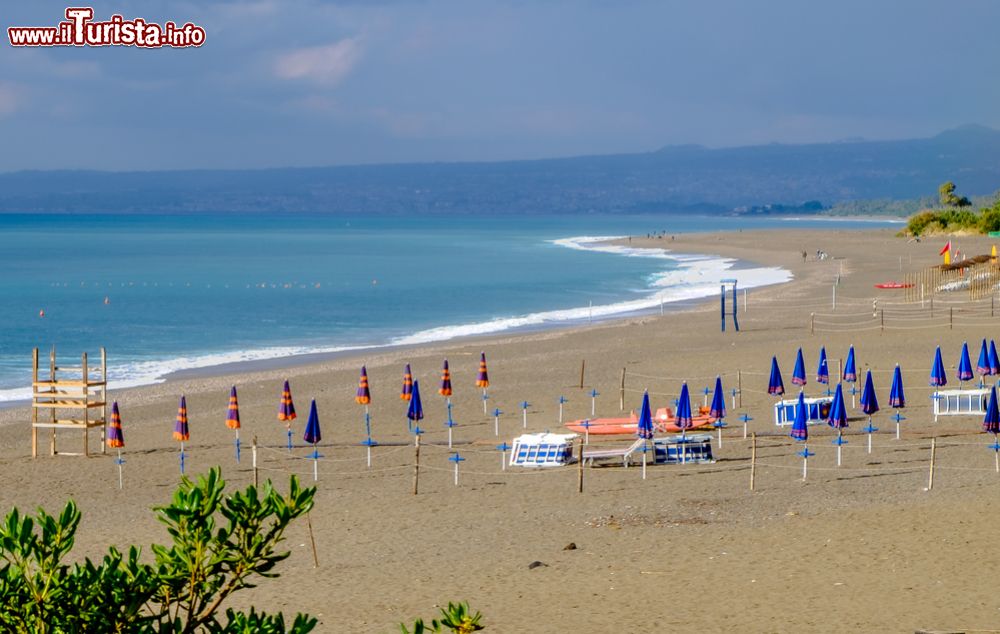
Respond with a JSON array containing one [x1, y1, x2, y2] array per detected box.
[[3, 227, 1000, 632]]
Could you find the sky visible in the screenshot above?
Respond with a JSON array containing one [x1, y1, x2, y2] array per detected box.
[[2, 0, 999, 171]]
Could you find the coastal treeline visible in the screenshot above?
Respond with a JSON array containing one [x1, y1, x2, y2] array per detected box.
[[905, 181, 1000, 236]]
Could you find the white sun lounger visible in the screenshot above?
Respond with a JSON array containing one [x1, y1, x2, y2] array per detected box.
[[582, 438, 647, 467]]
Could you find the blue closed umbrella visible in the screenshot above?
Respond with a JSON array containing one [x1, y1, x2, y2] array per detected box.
[[675, 383, 693, 431], [792, 348, 807, 386], [977, 339, 991, 380], [860, 370, 879, 454], [984, 387, 1000, 473], [303, 400, 322, 481], [817, 347, 829, 385], [888, 364, 906, 439], [790, 391, 808, 441], [768, 357, 785, 396], [957, 341, 974, 384], [990, 340, 1000, 375], [843, 346, 857, 383], [710, 376, 727, 447], [828, 383, 848, 466], [930, 347, 947, 387], [637, 391, 654, 440], [407, 379, 424, 434]]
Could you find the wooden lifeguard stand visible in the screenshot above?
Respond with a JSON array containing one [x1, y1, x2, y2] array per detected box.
[[31, 347, 108, 457]]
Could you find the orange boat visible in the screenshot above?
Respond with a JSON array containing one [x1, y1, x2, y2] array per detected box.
[[565, 406, 716, 435]]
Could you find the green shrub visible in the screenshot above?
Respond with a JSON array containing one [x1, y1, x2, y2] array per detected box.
[[0, 468, 317, 633]]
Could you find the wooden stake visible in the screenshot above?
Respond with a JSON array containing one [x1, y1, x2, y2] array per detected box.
[[31, 348, 38, 459], [412, 433, 421, 495], [810, 312, 815, 335], [306, 511, 319, 568], [950, 307, 953, 330], [928, 437, 936, 491], [738, 370, 742, 408], [750, 432, 757, 491], [619, 367, 626, 411], [252, 435, 259, 487], [579, 360, 585, 389], [577, 439, 584, 493], [880, 309, 884, 333]]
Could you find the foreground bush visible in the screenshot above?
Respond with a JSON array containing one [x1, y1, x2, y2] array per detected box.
[[0, 468, 317, 633], [401, 602, 485, 633]]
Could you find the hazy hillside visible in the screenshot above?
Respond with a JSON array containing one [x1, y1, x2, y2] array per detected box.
[[1, 125, 998, 215]]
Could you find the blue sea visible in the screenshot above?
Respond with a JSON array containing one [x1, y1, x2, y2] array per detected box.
[[0, 213, 900, 401]]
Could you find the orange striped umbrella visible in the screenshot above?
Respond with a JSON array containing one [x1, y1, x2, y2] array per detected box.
[[439, 359, 453, 397], [356, 366, 371, 405], [226, 386, 241, 463], [401, 363, 413, 401]]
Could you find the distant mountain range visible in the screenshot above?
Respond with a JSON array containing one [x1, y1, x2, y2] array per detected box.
[[2, 124, 999, 215]]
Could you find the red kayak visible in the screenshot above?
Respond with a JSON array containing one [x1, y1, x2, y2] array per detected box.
[[565, 407, 716, 435], [874, 282, 913, 289]]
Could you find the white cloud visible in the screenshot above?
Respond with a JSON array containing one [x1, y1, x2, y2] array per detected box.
[[273, 38, 362, 85]]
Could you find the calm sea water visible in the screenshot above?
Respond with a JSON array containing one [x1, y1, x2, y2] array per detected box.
[[0, 213, 898, 400]]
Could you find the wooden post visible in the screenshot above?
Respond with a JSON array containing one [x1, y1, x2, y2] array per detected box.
[[579, 360, 585, 390], [737, 370, 742, 408], [619, 367, 626, 411], [750, 432, 757, 492], [82, 352, 89, 458], [577, 439, 584, 493], [100, 347, 107, 454], [49, 347, 56, 456], [31, 348, 38, 458], [880, 309, 884, 333], [412, 434, 421, 495], [306, 512, 319, 568], [252, 435, 258, 487], [949, 307, 953, 330], [992, 296, 995, 318], [810, 312, 815, 334], [928, 437, 936, 491]]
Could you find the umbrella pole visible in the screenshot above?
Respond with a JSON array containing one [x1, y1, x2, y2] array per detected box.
[[868, 415, 873, 454], [896, 410, 900, 440], [448, 426, 453, 449], [802, 444, 808, 481], [717, 425, 722, 449], [482, 389, 488, 414], [837, 430, 842, 466], [995, 433, 999, 474], [501, 449, 506, 471], [180, 441, 185, 475], [117, 448, 123, 490], [454, 461, 459, 486], [286, 427, 292, 452], [367, 445, 372, 469], [235, 429, 241, 463], [313, 445, 318, 482], [642, 448, 647, 480]]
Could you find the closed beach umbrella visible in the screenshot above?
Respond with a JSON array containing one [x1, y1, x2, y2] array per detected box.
[[637, 390, 654, 440], [108, 401, 125, 489], [304, 399, 322, 444], [957, 341, 974, 384], [990, 340, 1000, 375], [889, 364, 906, 439], [226, 386, 241, 430], [356, 366, 371, 405], [439, 359, 453, 397], [226, 386, 241, 463], [676, 382, 693, 432], [929, 347, 947, 387], [476, 352, 490, 388], [767, 356, 785, 396], [710, 376, 726, 419], [279, 379, 297, 421], [828, 383, 848, 466], [984, 387, 1000, 473], [977, 339, 991, 379], [278, 379, 296, 451], [400, 363, 413, 401], [108, 401, 125, 448], [860, 370, 879, 416], [790, 390, 808, 441], [889, 365, 905, 408], [792, 348, 807, 386], [304, 400, 322, 481], [843, 345, 857, 383], [407, 379, 424, 434], [174, 396, 189, 475], [860, 369, 880, 454], [791, 390, 812, 479], [174, 395, 190, 441], [816, 347, 829, 385]]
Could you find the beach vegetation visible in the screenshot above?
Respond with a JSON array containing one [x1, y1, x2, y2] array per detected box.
[[903, 182, 1000, 236], [400, 602, 485, 633], [0, 468, 316, 633]]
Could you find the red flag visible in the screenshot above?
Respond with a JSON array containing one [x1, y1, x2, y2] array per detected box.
[[939, 241, 951, 255]]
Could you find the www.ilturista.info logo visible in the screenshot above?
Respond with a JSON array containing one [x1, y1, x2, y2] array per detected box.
[[8, 7, 205, 48]]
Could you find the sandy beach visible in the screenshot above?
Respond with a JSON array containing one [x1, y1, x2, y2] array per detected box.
[[5, 226, 1000, 633]]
